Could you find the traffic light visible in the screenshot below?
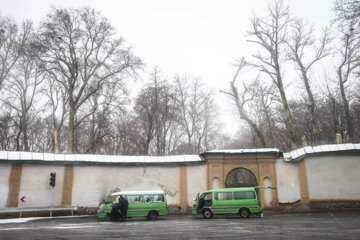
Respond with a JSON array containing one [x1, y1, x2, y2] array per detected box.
[[50, 172, 56, 187]]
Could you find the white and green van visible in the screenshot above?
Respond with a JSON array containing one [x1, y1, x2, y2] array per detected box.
[[98, 190, 168, 221], [192, 187, 265, 219]]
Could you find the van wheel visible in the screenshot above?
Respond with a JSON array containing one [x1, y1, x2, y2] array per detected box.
[[147, 211, 158, 221], [202, 209, 213, 219], [239, 208, 250, 218]]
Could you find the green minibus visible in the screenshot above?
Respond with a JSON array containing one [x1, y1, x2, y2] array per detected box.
[[192, 187, 264, 219], [98, 190, 168, 221]]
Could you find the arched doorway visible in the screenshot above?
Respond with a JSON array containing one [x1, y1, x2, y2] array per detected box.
[[225, 167, 258, 188]]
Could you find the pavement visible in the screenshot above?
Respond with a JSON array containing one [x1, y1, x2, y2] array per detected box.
[[0, 211, 360, 239]]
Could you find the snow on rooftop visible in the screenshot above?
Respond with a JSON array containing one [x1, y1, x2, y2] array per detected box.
[[285, 143, 360, 161], [1, 143, 358, 164], [203, 148, 281, 154], [0, 151, 203, 164], [111, 190, 165, 196]]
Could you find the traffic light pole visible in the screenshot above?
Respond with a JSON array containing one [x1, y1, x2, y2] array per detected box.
[[49, 172, 56, 218], [50, 186, 54, 218]]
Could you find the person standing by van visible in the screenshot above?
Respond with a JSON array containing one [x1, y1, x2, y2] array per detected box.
[[119, 195, 128, 221]]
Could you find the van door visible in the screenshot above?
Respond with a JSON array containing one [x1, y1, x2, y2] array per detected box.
[[143, 193, 167, 216], [126, 194, 144, 217], [212, 192, 233, 214]]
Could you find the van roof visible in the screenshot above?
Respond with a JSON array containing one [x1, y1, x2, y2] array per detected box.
[[204, 187, 256, 193], [111, 190, 166, 196]]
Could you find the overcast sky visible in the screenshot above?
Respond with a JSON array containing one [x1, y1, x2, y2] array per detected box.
[[0, 0, 336, 136]]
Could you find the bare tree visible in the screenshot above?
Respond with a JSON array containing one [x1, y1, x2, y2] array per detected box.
[[134, 67, 179, 155], [247, 0, 298, 148], [112, 113, 144, 155], [0, 14, 29, 89], [221, 58, 267, 148], [287, 19, 332, 144], [252, 78, 278, 147], [41, 76, 68, 153], [153, 84, 178, 155], [336, 21, 360, 142], [0, 112, 13, 150], [334, 0, 360, 24], [78, 81, 127, 154], [174, 74, 215, 153], [0, 21, 43, 151], [321, 82, 344, 142], [166, 123, 184, 154], [193, 95, 219, 152], [34, 7, 143, 153]]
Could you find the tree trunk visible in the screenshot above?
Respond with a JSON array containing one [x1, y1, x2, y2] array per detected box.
[[338, 71, 355, 142], [275, 61, 298, 149], [68, 105, 76, 154], [231, 81, 267, 148], [298, 61, 319, 144], [54, 128, 59, 153], [21, 112, 29, 151]]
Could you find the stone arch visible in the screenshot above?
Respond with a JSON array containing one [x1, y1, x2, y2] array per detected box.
[[212, 177, 220, 189], [225, 167, 258, 188]]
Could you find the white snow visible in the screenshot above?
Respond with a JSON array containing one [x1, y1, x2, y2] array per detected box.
[[0, 151, 203, 164], [0, 215, 91, 224], [204, 148, 281, 154]]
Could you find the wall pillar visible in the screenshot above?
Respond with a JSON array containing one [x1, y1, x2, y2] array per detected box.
[[207, 155, 224, 190], [298, 160, 310, 210], [61, 165, 74, 206], [6, 164, 23, 207], [179, 165, 188, 212]]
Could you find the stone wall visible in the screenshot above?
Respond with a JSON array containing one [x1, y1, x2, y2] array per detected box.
[[306, 155, 360, 200], [1, 151, 360, 213], [275, 154, 360, 212], [0, 164, 11, 208], [275, 159, 301, 204], [1, 162, 206, 212]]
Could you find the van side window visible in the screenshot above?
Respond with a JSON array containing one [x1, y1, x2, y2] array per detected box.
[[144, 194, 164, 203], [234, 191, 255, 200], [215, 192, 232, 200], [127, 195, 143, 203]]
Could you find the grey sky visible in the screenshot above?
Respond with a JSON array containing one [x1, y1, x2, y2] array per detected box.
[[0, 0, 336, 136]]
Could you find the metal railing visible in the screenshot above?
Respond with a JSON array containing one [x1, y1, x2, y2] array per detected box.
[[0, 206, 78, 218]]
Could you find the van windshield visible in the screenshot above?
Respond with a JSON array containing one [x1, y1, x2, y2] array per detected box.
[[105, 195, 114, 203], [199, 193, 212, 200]]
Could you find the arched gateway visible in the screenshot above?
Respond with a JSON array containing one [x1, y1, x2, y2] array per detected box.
[[225, 167, 258, 188]]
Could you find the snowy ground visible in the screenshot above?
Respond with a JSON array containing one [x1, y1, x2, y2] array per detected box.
[[0, 215, 91, 224], [0, 212, 360, 239]]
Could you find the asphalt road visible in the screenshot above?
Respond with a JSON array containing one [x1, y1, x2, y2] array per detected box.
[[1, 211, 360, 239]]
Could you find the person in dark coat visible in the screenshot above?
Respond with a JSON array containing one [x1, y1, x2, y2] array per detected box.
[[118, 195, 128, 221]]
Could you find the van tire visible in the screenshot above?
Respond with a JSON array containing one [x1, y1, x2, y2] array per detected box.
[[147, 211, 158, 221], [239, 208, 250, 218], [202, 209, 213, 219]]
